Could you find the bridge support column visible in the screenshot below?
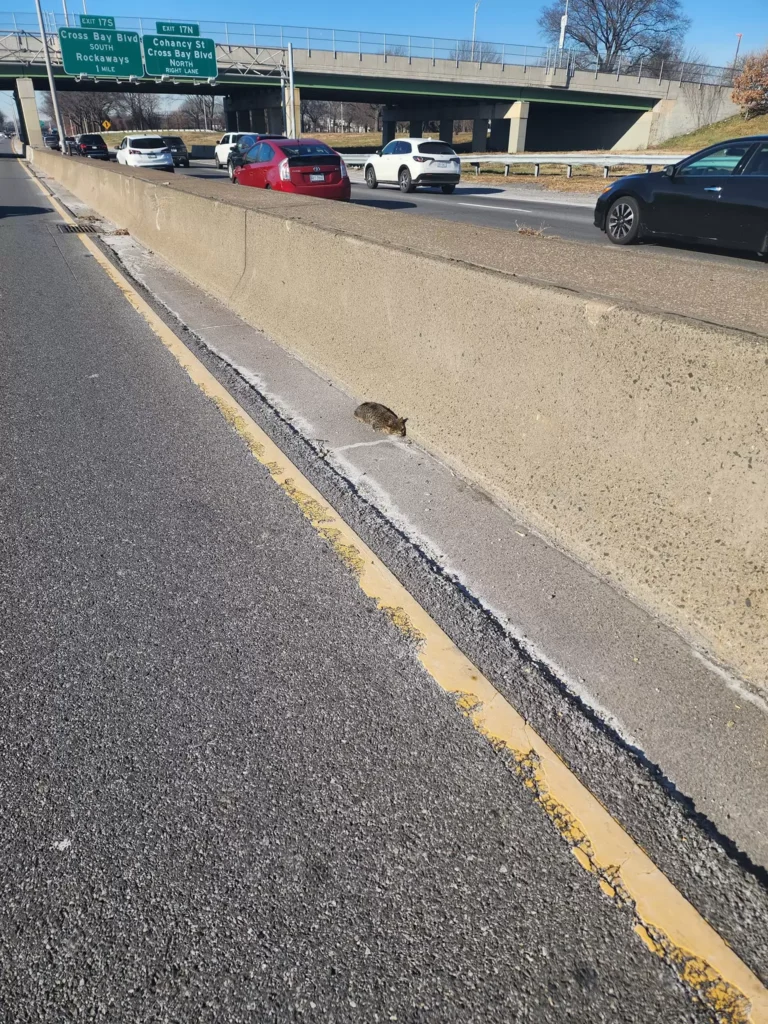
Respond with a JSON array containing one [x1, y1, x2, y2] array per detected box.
[[234, 109, 250, 131], [267, 107, 284, 134], [471, 118, 488, 152], [225, 109, 238, 132], [505, 101, 529, 153], [15, 79, 43, 148], [382, 120, 396, 146], [439, 119, 453, 144], [409, 120, 423, 138], [249, 109, 267, 133], [488, 118, 508, 151]]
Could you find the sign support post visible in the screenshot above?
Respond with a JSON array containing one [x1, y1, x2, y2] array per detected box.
[[33, 0, 67, 150]]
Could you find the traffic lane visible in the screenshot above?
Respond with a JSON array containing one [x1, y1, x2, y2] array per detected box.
[[174, 159, 600, 241], [351, 181, 601, 242], [174, 160, 764, 266], [1, 155, 713, 1022]]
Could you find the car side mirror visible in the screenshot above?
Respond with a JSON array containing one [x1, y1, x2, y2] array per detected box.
[[663, 164, 676, 178]]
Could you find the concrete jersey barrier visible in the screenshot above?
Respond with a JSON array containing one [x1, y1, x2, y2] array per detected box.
[[26, 146, 768, 693]]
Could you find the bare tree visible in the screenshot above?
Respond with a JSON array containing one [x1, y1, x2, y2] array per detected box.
[[301, 99, 382, 133], [112, 92, 162, 131], [174, 94, 221, 131], [40, 90, 117, 134], [381, 44, 407, 57], [449, 39, 501, 63], [302, 98, 329, 132], [538, 0, 690, 66]]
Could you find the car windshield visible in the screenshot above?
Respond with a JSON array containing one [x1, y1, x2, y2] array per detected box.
[[162, 137, 184, 147], [131, 138, 165, 150], [418, 142, 456, 155], [80, 134, 105, 145], [279, 143, 334, 157]]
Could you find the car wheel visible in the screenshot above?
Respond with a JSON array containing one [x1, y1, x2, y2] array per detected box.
[[399, 167, 415, 193], [229, 163, 236, 181], [184, 161, 190, 168], [441, 184, 456, 194], [606, 196, 642, 245], [365, 165, 378, 189]]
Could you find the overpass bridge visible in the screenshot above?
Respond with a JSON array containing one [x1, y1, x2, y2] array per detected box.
[[1, 14, 739, 151]]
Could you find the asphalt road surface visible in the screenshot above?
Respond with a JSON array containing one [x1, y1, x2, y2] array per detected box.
[[174, 160, 761, 266], [0, 146, 761, 1022]]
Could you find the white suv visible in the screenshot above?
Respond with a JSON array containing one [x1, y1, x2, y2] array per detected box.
[[115, 135, 173, 171], [214, 132, 247, 169], [364, 138, 461, 193]]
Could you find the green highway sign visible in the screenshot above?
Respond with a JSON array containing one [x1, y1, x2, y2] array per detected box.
[[58, 27, 143, 77], [79, 14, 116, 28], [155, 21, 199, 36], [142, 34, 217, 78]]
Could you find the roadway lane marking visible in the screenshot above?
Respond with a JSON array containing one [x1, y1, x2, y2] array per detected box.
[[457, 203, 551, 215], [21, 159, 768, 1024]]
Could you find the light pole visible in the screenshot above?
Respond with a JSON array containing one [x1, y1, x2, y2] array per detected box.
[[732, 33, 743, 70], [33, 0, 67, 150], [558, 0, 569, 49], [471, 0, 481, 62]]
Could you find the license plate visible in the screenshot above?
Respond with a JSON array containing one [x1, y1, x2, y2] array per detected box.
[[309, 173, 324, 182], [148, 154, 157, 159], [434, 161, 448, 168]]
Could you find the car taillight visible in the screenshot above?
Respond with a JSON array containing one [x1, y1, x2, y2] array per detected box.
[[413, 156, 429, 163], [79, 144, 87, 151], [129, 149, 140, 155], [279, 159, 291, 181], [340, 160, 348, 178]]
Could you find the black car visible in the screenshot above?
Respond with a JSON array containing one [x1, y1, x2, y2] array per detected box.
[[69, 133, 110, 160], [161, 136, 190, 168], [43, 133, 60, 150], [227, 133, 286, 180], [595, 136, 768, 255]]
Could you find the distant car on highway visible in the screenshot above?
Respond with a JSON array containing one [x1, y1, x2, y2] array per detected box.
[[364, 138, 461, 193], [43, 133, 60, 150], [595, 135, 768, 255], [115, 134, 174, 172], [161, 135, 190, 167], [226, 133, 287, 180], [69, 133, 110, 160], [234, 138, 350, 201], [214, 132, 247, 169]]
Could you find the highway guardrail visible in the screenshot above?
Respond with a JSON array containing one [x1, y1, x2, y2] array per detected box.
[[343, 152, 690, 177]]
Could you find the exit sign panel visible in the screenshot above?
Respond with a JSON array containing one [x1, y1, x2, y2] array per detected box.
[[59, 27, 143, 77], [142, 34, 217, 78], [155, 22, 199, 36], [79, 15, 115, 28]]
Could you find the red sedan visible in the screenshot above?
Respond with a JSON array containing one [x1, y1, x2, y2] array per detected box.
[[233, 138, 351, 201]]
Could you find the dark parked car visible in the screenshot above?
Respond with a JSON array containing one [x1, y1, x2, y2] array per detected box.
[[595, 135, 768, 255], [69, 133, 109, 160], [43, 133, 60, 150], [161, 136, 190, 167], [227, 133, 286, 180]]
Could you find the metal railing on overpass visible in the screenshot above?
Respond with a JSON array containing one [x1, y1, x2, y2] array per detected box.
[[0, 12, 735, 88], [343, 153, 691, 177]]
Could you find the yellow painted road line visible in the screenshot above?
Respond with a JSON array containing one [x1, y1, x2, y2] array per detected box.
[[21, 159, 768, 1024]]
